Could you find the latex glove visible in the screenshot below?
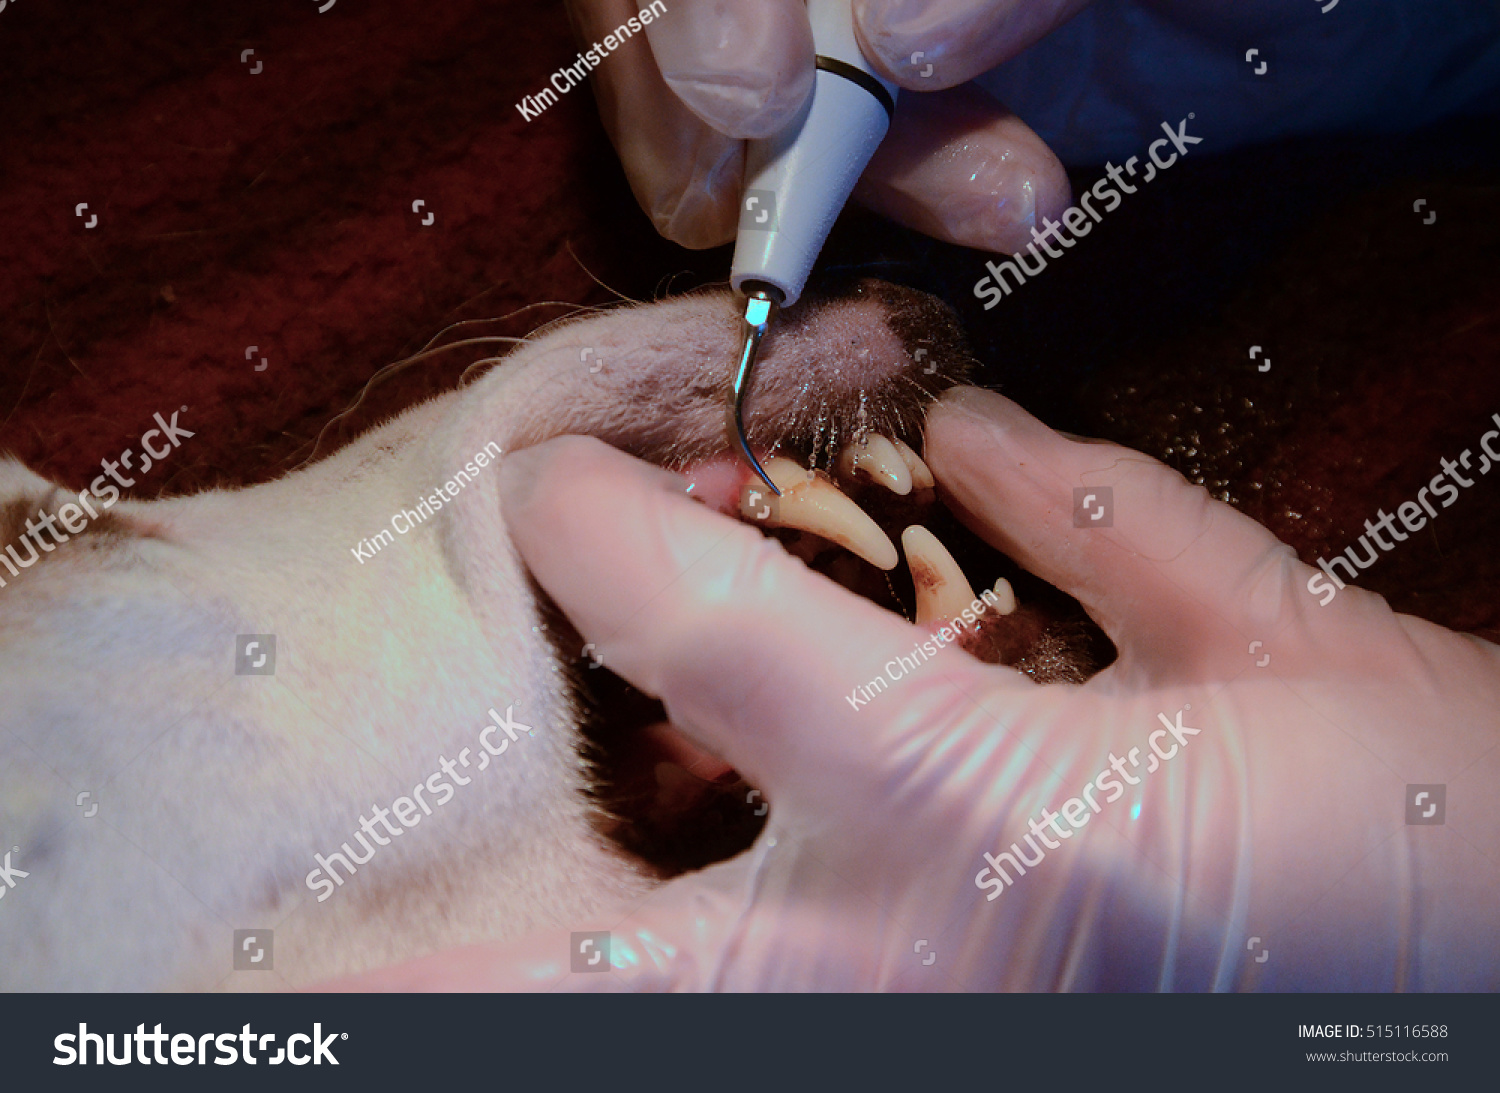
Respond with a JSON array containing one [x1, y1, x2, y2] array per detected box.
[[335, 387, 1500, 991], [565, 0, 1500, 251], [566, 0, 1071, 252]]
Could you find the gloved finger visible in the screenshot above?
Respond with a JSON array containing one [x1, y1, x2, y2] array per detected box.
[[320, 844, 900, 992], [644, 0, 816, 139], [854, 0, 1096, 90], [498, 436, 1018, 813], [322, 854, 763, 992], [566, 0, 741, 248], [924, 387, 1334, 674], [854, 83, 1071, 255]]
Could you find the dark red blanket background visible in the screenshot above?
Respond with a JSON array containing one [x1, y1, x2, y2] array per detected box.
[[1, 0, 1497, 638]]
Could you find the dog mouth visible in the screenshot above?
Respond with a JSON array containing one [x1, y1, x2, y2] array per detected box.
[[565, 398, 1114, 880], [505, 279, 1110, 877]]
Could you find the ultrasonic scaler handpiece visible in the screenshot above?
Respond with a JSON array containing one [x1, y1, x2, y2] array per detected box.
[[724, 0, 898, 486], [729, 283, 783, 496]]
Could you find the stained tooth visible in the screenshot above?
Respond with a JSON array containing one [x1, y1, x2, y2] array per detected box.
[[902, 525, 977, 627], [748, 457, 899, 570], [891, 437, 935, 490], [836, 434, 913, 495], [991, 577, 1017, 616]]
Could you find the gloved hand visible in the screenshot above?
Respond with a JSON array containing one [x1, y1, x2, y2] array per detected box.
[[565, 0, 1500, 252], [332, 386, 1500, 991]]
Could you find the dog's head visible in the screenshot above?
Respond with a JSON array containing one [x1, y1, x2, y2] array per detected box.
[[0, 280, 1104, 988], [447, 278, 1108, 871]]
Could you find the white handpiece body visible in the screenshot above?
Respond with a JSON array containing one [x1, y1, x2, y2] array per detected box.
[[730, 0, 898, 308]]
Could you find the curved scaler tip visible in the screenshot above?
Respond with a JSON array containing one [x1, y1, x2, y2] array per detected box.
[[729, 285, 783, 497]]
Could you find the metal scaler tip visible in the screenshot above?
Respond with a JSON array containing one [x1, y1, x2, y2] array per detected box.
[[729, 284, 783, 496]]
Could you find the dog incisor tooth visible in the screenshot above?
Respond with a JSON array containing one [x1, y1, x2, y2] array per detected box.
[[836, 433, 913, 495], [750, 457, 899, 570], [890, 436, 935, 490], [991, 577, 1017, 615], [902, 525, 979, 626]]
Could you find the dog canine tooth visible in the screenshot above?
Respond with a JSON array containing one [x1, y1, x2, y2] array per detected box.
[[902, 525, 977, 626], [749, 457, 900, 570], [836, 433, 913, 495], [891, 437, 935, 490], [991, 577, 1017, 616]]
